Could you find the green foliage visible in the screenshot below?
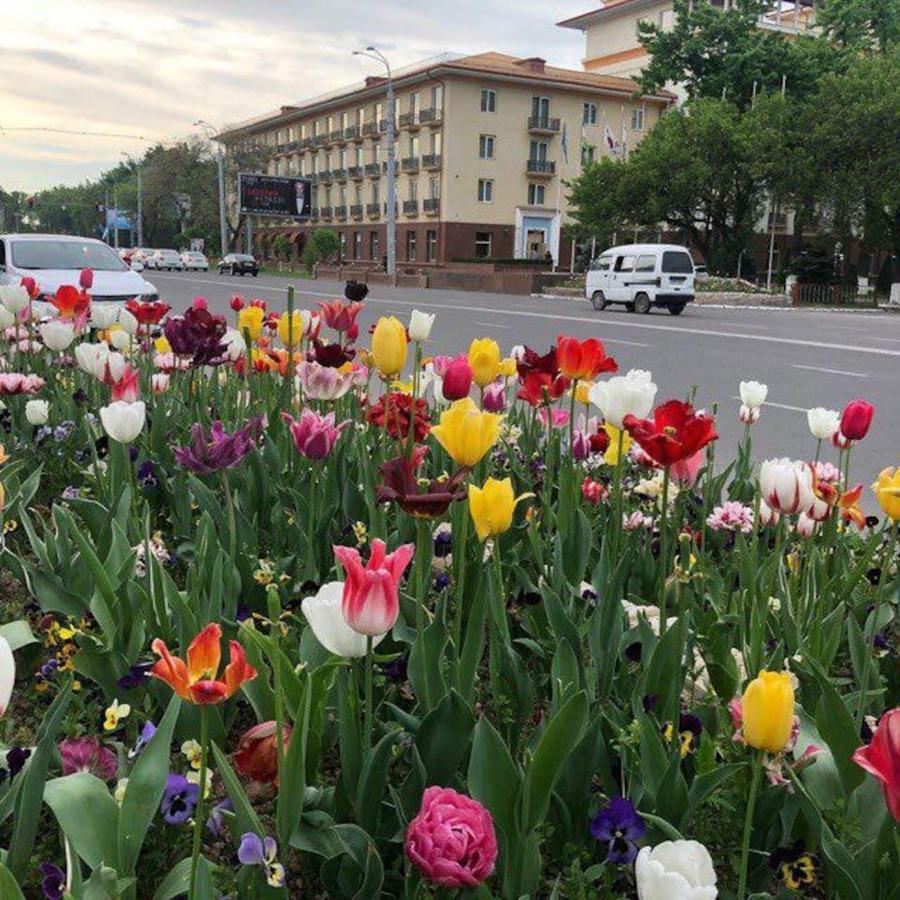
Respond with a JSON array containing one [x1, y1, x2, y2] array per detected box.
[[302, 227, 340, 272], [818, 0, 900, 53]]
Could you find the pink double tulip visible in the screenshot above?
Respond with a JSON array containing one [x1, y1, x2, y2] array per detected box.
[[333, 538, 415, 636], [295, 360, 354, 400], [282, 409, 348, 460], [0, 373, 45, 395]]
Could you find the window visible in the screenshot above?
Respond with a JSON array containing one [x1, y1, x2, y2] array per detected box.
[[614, 255, 635, 272], [631, 107, 645, 131], [590, 256, 612, 271], [354, 231, 362, 259], [479, 135, 495, 159], [375, 102, 383, 122], [372, 182, 380, 205], [529, 140, 548, 161], [357, 107, 366, 125], [370, 231, 379, 260], [409, 92, 420, 115], [324, 188, 332, 206], [480, 89, 496, 112], [408, 180, 418, 201], [339, 149, 347, 167], [662, 251, 694, 274], [428, 176, 440, 199], [431, 85, 443, 110], [581, 145, 595, 166], [635, 255, 656, 273], [326, 115, 334, 132], [474, 232, 492, 258], [527, 183, 545, 205], [477, 179, 493, 202], [531, 96, 550, 120], [340, 112, 349, 129], [409, 135, 420, 156], [426, 229, 437, 262], [339, 232, 347, 258], [406, 230, 417, 261], [430, 131, 442, 154], [354, 185, 362, 205], [355, 146, 364, 165], [583, 102, 598, 125]]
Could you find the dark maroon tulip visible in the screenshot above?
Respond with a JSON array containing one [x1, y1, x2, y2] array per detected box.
[[376, 447, 468, 518]]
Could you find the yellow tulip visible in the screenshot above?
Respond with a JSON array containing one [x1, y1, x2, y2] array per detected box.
[[154, 336, 171, 354], [603, 424, 633, 466], [238, 306, 265, 341], [431, 398, 501, 467], [468, 477, 531, 541], [277, 310, 304, 348], [0, 483, 5, 514], [872, 467, 900, 522], [741, 670, 795, 753], [499, 357, 517, 378], [0, 444, 8, 465], [468, 338, 501, 388], [371, 316, 408, 377], [574, 381, 592, 405]]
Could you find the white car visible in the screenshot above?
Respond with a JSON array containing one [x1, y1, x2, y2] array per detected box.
[[0, 233, 159, 302], [149, 249, 185, 271], [181, 250, 209, 271], [585, 243, 696, 315]]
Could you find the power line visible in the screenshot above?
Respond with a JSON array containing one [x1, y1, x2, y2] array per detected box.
[[0, 126, 175, 144]]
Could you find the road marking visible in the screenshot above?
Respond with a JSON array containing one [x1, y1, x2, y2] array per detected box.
[[151, 274, 900, 359], [732, 397, 808, 413], [474, 321, 510, 329], [871, 336, 900, 344], [792, 364, 868, 378]]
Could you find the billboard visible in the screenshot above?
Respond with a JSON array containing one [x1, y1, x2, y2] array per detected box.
[[238, 173, 311, 218]]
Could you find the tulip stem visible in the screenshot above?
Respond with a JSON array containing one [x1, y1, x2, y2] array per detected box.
[[364, 635, 374, 749], [737, 753, 763, 900], [453, 506, 470, 648], [189, 705, 210, 900], [658, 465, 671, 635], [220, 470, 236, 565]]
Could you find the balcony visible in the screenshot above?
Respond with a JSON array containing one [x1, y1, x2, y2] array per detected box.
[[319, 206, 333, 219], [344, 126, 360, 141], [423, 198, 440, 215], [422, 154, 442, 170], [402, 200, 419, 215], [419, 108, 442, 125], [364, 162, 381, 178], [526, 159, 556, 177], [527, 116, 561, 134], [362, 121, 378, 137], [378, 119, 391, 133], [307, 173, 319, 185], [399, 112, 421, 129], [312, 134, 326, 147], [366, 203, 381, 218], [348, 165, 364, 180], [382, 160, 399, 176], [335, 205, 348, 220], [383, 201, 399, 217], [332, 168, 348, 182], [300, 137, 313, 149], [350, 204, 364, 219], [329, 129, 345, 144], [401, 156, 420, 173]]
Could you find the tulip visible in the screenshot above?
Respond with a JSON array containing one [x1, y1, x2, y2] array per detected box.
[[741, 670, 795, 753], [111, 366, 140, 403], [431, 397, 501, 467], [482, 381, 507, 412], [499, 357, 517, 378], [40, 320, 75, 351], [117, 308, 139, 336], [25, 399, 49, 426], [152, 374, 170, 394], [318, 298, 364, 333], [174, 416, 265, 474], [234, 721, 292, 785], [739, 380, 767, 411], [282, 409, 349, 460], [839, 399, 874, 442], [589, 369, 657, 428], [739, 405, 759, 425], [759, 458, 815, 515], [238, 306, 265, 341], [635, 841, 718, 900], [852, 708, 900, 821], [0, 305, 14, 330], [440, 354, 473, 401], [295, 361, 354, 400], [79, 267, 94, 290], [0, 634, 14, 717], [468, 338, 501, 388], [301, 582, 387, 657], [758, 499, 780, 527], [409, 309, 435, 342], [333, 539, 415, 636], [109, 328, 131, 352], [468, 477, 531, 542], [872, 467, 900, 521], [150, 623, 257, 704], [277, 310, 303, 348], [556, 335, 617, 381], [0, 284, 30, 313], [0, 374, 44, 395], [371, 315, 408, 377], [230, 295, 245, 311], [90, 303, 120, 330], [795, 512, 818, 537], [99, 401, 146, 443], [623, 400, 718, 467]]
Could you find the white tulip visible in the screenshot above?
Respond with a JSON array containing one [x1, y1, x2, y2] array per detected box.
[[408, 309, 435, 342], [759, 458, 815, 515], [117, 308, 139, 336], [758, 499, 780, 527], [75, 342, 107, 377], [509, 344, 526, 362], [90, 303, 120, 330], [0, 305, 14, 330], [103, 351, 127, 384], [739, 380, 767, 410], [109, 329, 131, 352], [151, 374, 170, 394], [636, 841, 718, 900], [222, 328, 246, 362], [807, 407, 840, 441], [25, 400, 49, 426], [589, 368, 657, 428], [739, 405, 760, 425], [301, 582, 386, 658], [0, 285, 30, 313], [39, 321, 75, 352], [796, 512, 818, 537], [30, 301, 57, 321], [0, 635, 14, 717], [100, 400, 146, 443]]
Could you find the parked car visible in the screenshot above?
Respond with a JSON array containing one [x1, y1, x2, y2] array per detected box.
[[218, 253, 259, 276], [0, 233, 159, 302], [585, 243, 695, 315], [694, 264, 709, 281], [181, 250, 209, 271], [147, 249, 185, 271]]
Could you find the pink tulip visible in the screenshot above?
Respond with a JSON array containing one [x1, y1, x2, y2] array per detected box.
[[79, 268, 94, 290], [538, 407, 570, 429], [669, 448, 705, 487], [295, 360, 354, 401], [111, 365, 140, 403], [431, 355, 454, 378], [0, 373, 45, 395], [281, 409, 348, 460], [482, 381, 507, 413], [441, 354, 473, 401], [333, 538, 415, 636], [192, 296, 209, 311]]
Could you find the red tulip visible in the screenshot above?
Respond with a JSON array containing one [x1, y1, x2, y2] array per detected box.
[[20, 276, 39, 300], [125, 298, 171, 325], [852, 708, 900, 821], [234, 721, 292, 785], [623, 399, 718, 467], [230, 295, 245, 311], [556, 335, 617, 381], [839, 400, 874, 442], [79, 268, 94, 290], [50, 284, 90, 321], [318, 298, 364, 333], [111, 365, 139, 403], [516, 371, 570, 408], [441, 355, 473, 401]]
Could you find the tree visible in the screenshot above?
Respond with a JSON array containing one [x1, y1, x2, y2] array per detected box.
[[818, 0, 900, 54], [564, 159, 630, 248], [302, 228, 340, 273]]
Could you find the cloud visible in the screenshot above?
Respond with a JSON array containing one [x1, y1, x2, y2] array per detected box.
[[0, 0, 585, 191]]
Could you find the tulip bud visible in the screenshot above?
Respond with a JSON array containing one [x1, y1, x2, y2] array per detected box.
[[468, 338, 501, 388], [840, 399, 874, 442], [20, 277, 40, 300], [409, 309, 435, 342], [741, 670, 795, 753], [441, 356, 473, 401], [192, 296, 209, 311], [739, 404, 760, 425], [230, 295, 245, 311], [152, 374, 170, 394], [79, 268, 94, 290]]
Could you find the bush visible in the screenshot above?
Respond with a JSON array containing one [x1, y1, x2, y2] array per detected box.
[[302, 228, 340, 273]]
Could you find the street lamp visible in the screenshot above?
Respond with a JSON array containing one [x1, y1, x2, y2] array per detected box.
[[353, 46, 396, 278], [121, 152, 143, 247], [195, 119, 229, 257]]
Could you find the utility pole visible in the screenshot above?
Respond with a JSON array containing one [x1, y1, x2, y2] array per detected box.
[[354, 47, 396, 277], [122, 152, 143, 247], [195, 120, 229, 256], [113, 188, 119, 249]]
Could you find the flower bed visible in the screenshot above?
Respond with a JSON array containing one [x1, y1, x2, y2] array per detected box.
[[0, 273, 898, 899]]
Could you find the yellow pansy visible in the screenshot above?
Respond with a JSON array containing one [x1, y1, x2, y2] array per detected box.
[[181, 739, 203, 770], [103, 698, 131, 732]]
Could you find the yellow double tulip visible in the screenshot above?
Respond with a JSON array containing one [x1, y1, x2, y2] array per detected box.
[[238, 306, 265, 341], [431, 398, 501, 467], [372, 316, 408, 377], [741, 670, 795, 753], [468, 477, 532, 541], [277, 310, 304, 348], [468, 338, 501, 388], [872, 467, 900, 522]]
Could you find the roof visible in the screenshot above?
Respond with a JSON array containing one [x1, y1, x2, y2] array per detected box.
[[218, 50, 673, 139], [600, 243, 692, 255], [1, 233, 105, 243]]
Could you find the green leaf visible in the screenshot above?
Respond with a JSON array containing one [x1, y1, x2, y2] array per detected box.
[[517, 691, 588, 835], [809, 663, 865, 796], [44, 773, 120, 870], [118, 695, 181, 873], [338, 668, 363, 806], [821, 827, 863, 900], [641, 812, 684, 842], [356, 731, 400, 835], [468, 717, 521, 845], [152, 858, 194, 900], [0, 863, 25, 900], [210, 741, 264, 837], [277, 673, 313, 847], [686, 762, 747, 825], [407, 620, 448, 713], [415, 690, 475, 786], [0, 620, 37, 652]]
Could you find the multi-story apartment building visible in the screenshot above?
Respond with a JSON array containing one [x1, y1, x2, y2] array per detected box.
[[217, 52, 672, 269]]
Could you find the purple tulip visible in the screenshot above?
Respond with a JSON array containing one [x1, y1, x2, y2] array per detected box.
[[482, 380, 507, 413], [173, 416, 265, 475], [281, 409, 348, 460], [59, 737, 118, 780], [589, 796, 646, 863], [163, 306, 228, 366]]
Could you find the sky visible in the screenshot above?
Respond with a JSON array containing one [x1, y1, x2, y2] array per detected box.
[[0, 0, 589, 192]]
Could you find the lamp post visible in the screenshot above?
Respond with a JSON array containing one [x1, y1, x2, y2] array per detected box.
[[353, 46, 396, 278], [121, 152, 143, 247], [195, 119, 229, 257]]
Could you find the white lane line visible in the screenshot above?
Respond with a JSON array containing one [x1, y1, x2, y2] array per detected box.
[[732, 397, 808, 413], [792, 364, 869, 378], [152, 274, 900, 359], [474, 321, 510, 329], [871, 336, 900, 344]]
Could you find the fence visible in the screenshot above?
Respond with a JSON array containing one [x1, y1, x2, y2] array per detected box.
[[792, 283, 874, 306]]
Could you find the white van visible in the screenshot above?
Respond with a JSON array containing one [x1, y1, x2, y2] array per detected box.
[[585, 243, 696, 315]]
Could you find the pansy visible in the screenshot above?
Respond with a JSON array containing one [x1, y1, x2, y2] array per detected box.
[[238, 833, 286, 888], [161, 774, 200, 825], [589, 796, 646, 863], [103, 698, 131, 731]]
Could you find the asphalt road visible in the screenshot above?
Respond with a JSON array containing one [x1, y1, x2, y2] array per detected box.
[[149, 269, 900, 495]]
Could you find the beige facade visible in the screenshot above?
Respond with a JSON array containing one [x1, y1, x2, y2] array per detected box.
[[218, 52, 671, 268]]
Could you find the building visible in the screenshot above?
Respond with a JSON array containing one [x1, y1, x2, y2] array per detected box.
[[217, 52, 672, 270]]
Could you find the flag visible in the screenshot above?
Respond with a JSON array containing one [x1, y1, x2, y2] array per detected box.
[[604, 125, 617, 153], [561, 121, 569, 164]]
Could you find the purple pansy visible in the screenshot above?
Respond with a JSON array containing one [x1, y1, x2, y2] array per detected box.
[[39, 862, 65, 900], [238, 833, 286, 888], [589, 796, 646, 864], [161, 774, 200, 825], [128, 721, 157, 759]]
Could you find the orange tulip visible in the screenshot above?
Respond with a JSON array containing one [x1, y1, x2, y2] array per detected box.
[[556, 335, 618, 381], [51, 285, 91, 321], [151, 623, 257, 705]]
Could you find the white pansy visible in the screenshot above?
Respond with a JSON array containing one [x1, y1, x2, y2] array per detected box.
[[25, 400, 49, 426], [40, 321, 76, 352], [408, 309, 435, 342], [806, 407, 840, 441], [636, 841, 718, 900], [589, 368, 657, 428], [301, 582, 386, 659], [99, 401, 146, 443]]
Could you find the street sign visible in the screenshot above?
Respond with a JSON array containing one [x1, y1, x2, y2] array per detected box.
[[190, 237, 205, 252], [238, 173, 311, 218]]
